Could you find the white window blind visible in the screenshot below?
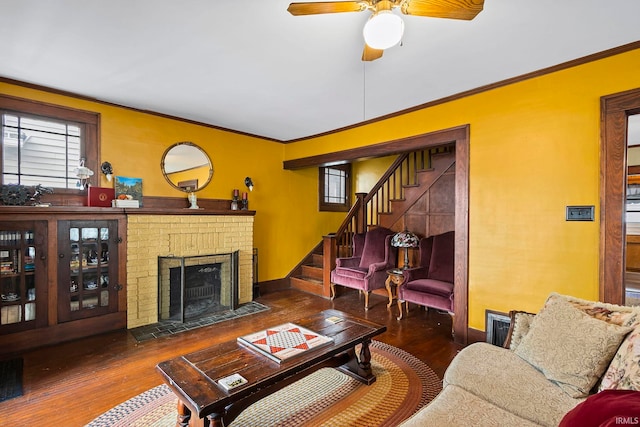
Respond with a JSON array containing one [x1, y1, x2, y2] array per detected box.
[[2, 113, 82, 188]]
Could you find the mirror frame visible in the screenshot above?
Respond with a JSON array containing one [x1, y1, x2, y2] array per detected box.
[[160, 141, 213, 192]]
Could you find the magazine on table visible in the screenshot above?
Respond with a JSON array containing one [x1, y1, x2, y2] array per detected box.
[[237, 322, 333, 364]]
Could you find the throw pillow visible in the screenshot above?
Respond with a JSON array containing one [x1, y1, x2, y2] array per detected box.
[[599, 325, 640, 391], [558, 389, 640, 427], [543, 293, 640, 392], [514, 296, 632, 398], [504, 311, 536, 351]]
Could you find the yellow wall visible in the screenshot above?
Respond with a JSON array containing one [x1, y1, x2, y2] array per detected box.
[[284, 48, 640, 330], [0, 83, 344, 282], [353, 156, 395, 193], [3, 47, 640, 331]]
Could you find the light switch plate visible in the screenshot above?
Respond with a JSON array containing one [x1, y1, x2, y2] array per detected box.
[[566, 205, 594, 221]]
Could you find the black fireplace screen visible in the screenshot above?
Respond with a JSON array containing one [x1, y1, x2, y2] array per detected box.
[[158, 251, 239, 323]]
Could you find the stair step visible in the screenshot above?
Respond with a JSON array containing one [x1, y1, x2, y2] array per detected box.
[[311, 253, 323, 266], [290, 276, 323, 296], [301, 264, 323, 280]]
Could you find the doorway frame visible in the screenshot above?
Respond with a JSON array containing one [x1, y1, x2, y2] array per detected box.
[[600, 87, 640, 303], [284, 125, 470, 344]]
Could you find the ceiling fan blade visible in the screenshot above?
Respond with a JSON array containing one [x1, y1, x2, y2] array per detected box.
[[362, 44, 383, 61], [287, 1, 368, 15], [399, 0, 484, 20]]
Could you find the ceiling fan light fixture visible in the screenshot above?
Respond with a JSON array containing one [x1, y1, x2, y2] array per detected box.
[[362, 10, 404, 50]]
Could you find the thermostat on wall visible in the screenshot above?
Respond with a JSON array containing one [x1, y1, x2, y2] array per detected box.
[[566, 205, 595, 221]]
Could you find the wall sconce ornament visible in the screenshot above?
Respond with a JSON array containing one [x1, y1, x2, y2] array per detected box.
[[244, 177, 254, 192], [101, 161, 114, 182]]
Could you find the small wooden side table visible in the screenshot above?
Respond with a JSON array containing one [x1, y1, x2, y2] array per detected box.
[[385, 268, 405, 308]]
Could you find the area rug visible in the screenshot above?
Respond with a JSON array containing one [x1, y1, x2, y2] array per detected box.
[[0, 358, 23, 403], [85, 341, 442, 427], [129, 301, 270, 342]]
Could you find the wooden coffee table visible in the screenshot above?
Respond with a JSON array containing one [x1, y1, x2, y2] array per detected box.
[[156, 309, 386, 427]]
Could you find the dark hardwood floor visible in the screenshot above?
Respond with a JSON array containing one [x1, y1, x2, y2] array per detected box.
[[0, 288, 462, 426]]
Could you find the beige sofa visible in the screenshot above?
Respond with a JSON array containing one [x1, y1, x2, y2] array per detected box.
[[400, 293, 640, 426]]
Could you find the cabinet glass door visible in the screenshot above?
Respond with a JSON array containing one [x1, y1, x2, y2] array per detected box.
[[0, 224, 46, 333], [58, 221, 118, 322]]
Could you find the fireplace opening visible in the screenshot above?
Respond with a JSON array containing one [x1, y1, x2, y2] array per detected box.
[[158, 251, 239, 323]]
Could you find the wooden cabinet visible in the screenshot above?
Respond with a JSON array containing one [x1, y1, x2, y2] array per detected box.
[[57, 220, 120, 322], [0, 207, 127, 355], [0, 221, 47, 334]]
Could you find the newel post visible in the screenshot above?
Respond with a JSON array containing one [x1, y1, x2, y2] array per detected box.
[[355, 193, 367, 234], [322, 234, 337, 298]]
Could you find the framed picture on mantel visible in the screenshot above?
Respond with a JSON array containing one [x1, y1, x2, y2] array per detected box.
[[114, 176, 143, 207]]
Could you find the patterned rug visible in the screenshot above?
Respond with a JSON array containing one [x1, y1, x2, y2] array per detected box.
[[85, 341, 442, 427]]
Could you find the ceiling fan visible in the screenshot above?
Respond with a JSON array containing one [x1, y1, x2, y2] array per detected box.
[[287, 0, 484, 61]]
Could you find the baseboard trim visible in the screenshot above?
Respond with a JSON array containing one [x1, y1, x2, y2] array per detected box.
[[258, 278, 290, 294], [467, 327, 486, 344]]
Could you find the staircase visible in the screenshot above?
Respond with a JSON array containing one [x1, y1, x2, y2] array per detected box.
[[289, 146, 455, 297], [289, 246, 324, 295]]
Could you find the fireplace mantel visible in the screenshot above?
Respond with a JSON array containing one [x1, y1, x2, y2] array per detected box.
[[0, 206, 255, 216], [123, 208, 255, 216]]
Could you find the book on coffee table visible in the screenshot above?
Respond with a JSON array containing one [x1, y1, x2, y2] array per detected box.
[[237, 323, 333, 364]]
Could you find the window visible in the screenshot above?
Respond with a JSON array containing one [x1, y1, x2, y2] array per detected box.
[[0, 95, 99, 192], [319, 164, 351, 212]]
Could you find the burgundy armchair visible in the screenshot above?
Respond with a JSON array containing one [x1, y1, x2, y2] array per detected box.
[[397, 231, 455, 320], [330, 227, 397, 310]]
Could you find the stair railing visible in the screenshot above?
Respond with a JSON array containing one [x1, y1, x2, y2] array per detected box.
[[320, 149, 432, 297]]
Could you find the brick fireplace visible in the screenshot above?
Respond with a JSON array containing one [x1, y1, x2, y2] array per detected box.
[[158, 252, 239, 322], [125, 214, 254, 329]]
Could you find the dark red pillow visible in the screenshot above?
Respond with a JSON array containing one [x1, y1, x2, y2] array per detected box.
[[559, 390, 640, 427]]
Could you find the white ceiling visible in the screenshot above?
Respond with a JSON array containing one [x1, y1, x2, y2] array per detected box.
[[1, 0, 639, 142]]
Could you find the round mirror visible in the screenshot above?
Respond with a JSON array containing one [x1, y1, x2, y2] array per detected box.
[[161, 142, 213, 192]]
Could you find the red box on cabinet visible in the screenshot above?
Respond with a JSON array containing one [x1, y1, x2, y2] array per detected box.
[[87, 186, 115, 207]]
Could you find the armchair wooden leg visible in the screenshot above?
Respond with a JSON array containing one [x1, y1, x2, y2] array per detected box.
[[450, 312, 455, 338], [364, 291, 370, 310], [330, 283, 336, 300]]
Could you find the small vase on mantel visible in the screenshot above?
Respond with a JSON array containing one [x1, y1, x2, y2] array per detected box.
[[231, 189, 239, 210], [241, 192, 248, 210]]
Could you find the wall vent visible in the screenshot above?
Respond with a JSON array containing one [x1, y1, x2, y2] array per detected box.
[[485, 310, 511, 347]]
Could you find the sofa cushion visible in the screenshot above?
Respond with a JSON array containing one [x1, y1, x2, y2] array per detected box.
[[558, 389, 640, 427], [514, 296, 632, 398], [445, 342, 582, 427], [405, 278, 453, 298], [398, 384, 541, 427]]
